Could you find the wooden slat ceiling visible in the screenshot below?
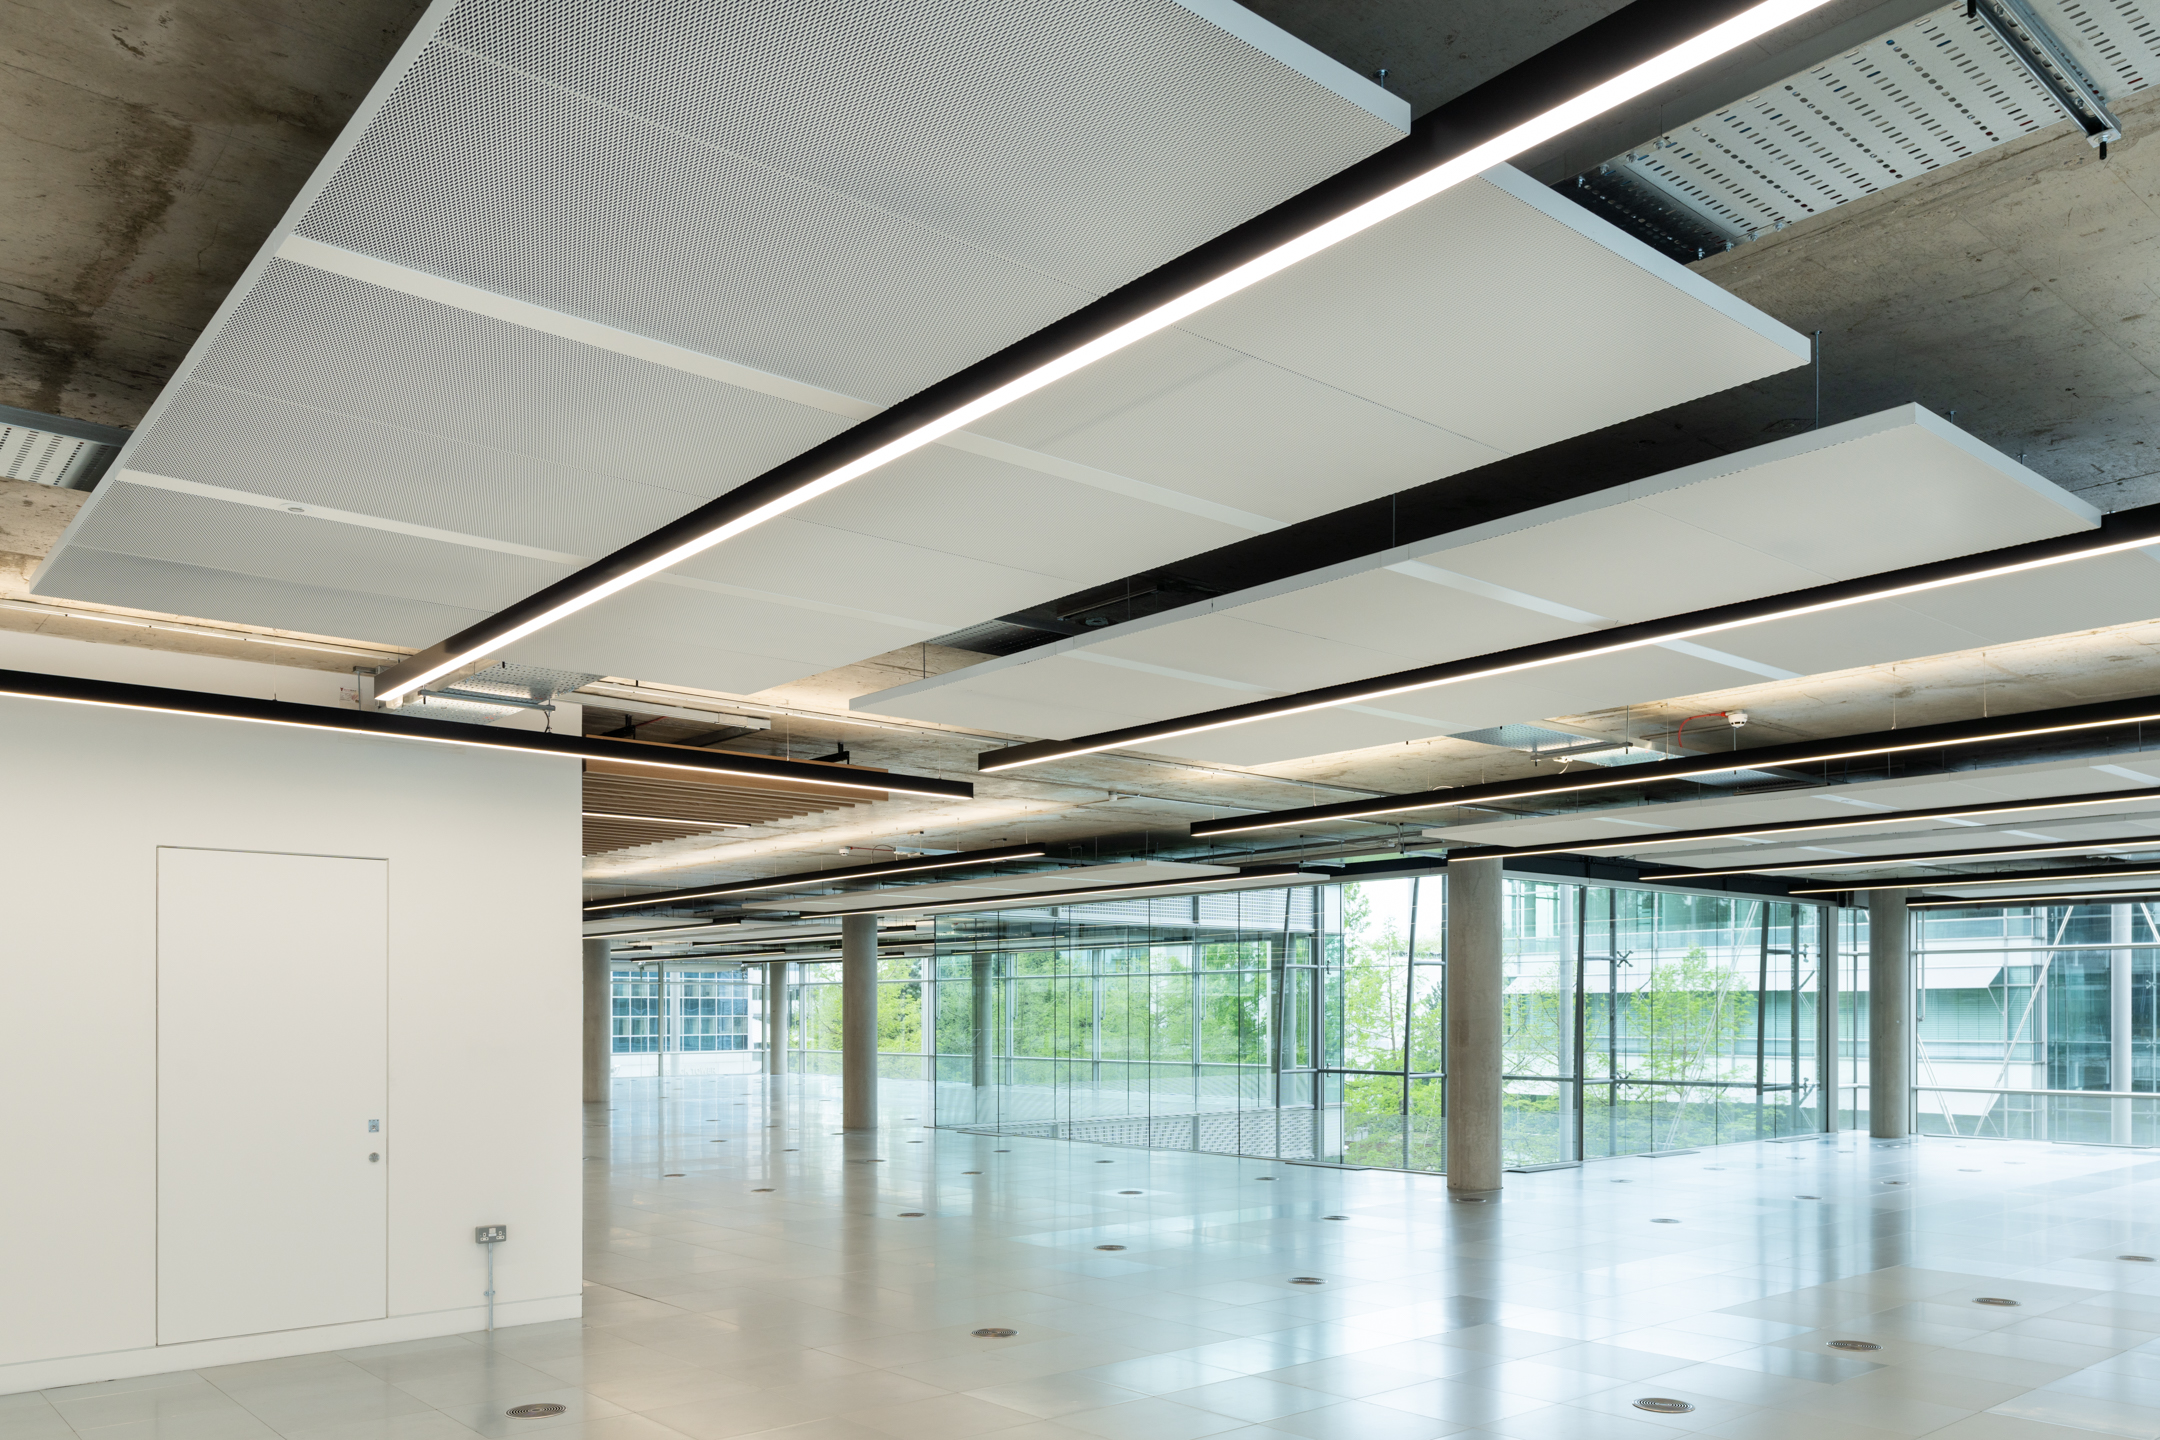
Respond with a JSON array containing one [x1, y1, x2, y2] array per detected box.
[[582, 756, 885, 857]]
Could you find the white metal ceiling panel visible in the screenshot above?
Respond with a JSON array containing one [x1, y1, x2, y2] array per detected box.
[[32, 0, 1406, 664], [1171, 166, 1807, 455], [859, 409, 2115, 764]]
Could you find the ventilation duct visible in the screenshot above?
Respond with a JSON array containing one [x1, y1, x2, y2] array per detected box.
[[0, 405, 129, 490]]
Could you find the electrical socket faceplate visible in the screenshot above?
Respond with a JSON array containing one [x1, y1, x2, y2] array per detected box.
[[475, 1225, 508, 1244]]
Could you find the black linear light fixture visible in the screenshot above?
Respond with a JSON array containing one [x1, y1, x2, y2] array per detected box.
[[1908, 888, 2160, 909], [1793, 862, 2160, 896], [1657, 836, 2160, 879], [784, 865, 1323, 920], [983, 502, 2160, 774], [1188, 692, 2160, 837], [373, 0, 1838, 706], [1451, 786, 2160, 861], [582, 844, 1049, 913], [0, 667, 973, 798]]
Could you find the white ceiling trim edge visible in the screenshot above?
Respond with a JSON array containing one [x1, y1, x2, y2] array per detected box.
[[852, 403, 2090, 713], [272, 236, 1291, 539], [1172, 0, 1409, 128]]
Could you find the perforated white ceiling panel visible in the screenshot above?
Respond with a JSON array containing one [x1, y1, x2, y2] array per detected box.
[[857, 408, 2133, 767], [30, 0, 1809, 702]]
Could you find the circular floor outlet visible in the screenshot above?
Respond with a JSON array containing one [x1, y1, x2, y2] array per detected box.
[[1095, 1244, 1126, 1251], [1960, 1168, 1981, 1172], [1797, 1195, 1820, 1200], [663, 1173, 684, 1178], [506, 1405, 567, 1419], [962, 1170, 982, 1175], [2122, 1255, 2157, 1262], [971, 1328, 1016, 1337], [752, 1188, 774, 1193], [1650, 1218, 1681, 1224], [896, 1212, 924, 1218], [1323, 1215, 1349, 1221], [1096, 1160, 1114, 1164], [1633, 1398, 1694, 1414], [1118, 1189, 1142, 1195], [1975, 1297, 2021, 1307], [995, 1149, 1010, 1153], [1883, 1180, 1905, 1186], [1452, 1196, 1488, 1203], [1827, 1340, 1882, 1351], [1289, 1277, 1325, 1285]]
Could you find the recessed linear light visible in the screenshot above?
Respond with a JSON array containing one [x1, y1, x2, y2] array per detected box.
[[984, 503, 2160, 775], [1793, 863, 2160, 896], [1659, 836, 2160, 879], [371, 0, 1838, 706], [1188, 692, 2160, 838], [581, 811, 750, 828], [582, 844, 1049, 913], [0, 666, 972, 798], [1908, 888, 2160, 909], [1455, 788, 2160, 860]]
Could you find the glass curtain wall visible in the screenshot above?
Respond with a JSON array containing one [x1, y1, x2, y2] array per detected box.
[[609, 962, 763, 1077], [930, 872, 1835, 1169], [1916, 899, 2160, 1142]]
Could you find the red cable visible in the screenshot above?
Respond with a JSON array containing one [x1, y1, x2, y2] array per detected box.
[[1673, 711, 1727, 753]]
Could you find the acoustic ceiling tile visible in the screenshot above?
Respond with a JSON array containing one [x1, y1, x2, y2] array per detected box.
[[31, 548, 487, 649], [1176, 168, 1809, 455], [974, 327, 1503, 524], [783, 442, 1254, 584]]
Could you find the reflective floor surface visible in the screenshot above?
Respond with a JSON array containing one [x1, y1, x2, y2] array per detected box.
[[14, 1072, 2160, 1440]]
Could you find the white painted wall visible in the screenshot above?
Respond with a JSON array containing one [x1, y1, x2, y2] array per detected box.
[[0, 633, 582, 1392]]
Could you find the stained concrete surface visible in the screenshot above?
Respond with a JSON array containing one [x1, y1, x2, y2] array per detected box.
[[0, 0, 423, 426]]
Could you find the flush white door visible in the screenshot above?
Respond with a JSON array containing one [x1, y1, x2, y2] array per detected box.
[[157, 848, 388, 1343]]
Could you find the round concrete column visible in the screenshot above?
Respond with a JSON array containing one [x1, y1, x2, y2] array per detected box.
[[766, 961, 789, 1077], [582, 938, 611, 1105], [843, 913, 879, 1131], [1868, 889, 1912, 1139], [1445, 857, 1504, 1195]]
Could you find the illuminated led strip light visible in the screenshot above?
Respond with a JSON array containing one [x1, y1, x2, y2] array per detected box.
[[583, 844, 1048, 913], [1793, 863, 2160, 896], [989, 503, 2160, 775], [581, 811, 750, 828], [788, 866, 1323, 919], [373, 0, 1836, 705], [1191, 693, 2160, 837], [1908, 888, 2160, 909], [1454, 787, 2160, 860], [0, 667, 970, 797], [1659, 836, 2160, 879]]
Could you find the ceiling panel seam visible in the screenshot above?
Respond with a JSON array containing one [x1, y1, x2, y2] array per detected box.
[[273, 237, 1294, 537], [420, 37, 1103, 295], [110, 471, 968, 638], [850, 404, 2090, 711]]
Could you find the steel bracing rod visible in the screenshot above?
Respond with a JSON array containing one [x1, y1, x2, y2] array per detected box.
[[583, 843, 1049, 914], [987, 500, 2160, 775], [1449, 785, 2160, 861], [0, 666, 972, 796], [374, 0, 1834, 704], [1186, 688, 2160, 837]]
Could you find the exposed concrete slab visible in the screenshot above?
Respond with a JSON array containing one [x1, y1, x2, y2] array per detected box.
[[0, 0, 423, 426]]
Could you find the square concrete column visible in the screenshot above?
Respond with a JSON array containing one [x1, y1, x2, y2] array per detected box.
[[582, 938, 611, 1104], [1868, 889, 1911, 1139], [1445, 857, 1504, 1195], [843, 913, 879, 1131]]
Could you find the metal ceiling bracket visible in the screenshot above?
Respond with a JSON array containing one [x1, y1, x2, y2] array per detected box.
[[1971, 0, 2122, 149]]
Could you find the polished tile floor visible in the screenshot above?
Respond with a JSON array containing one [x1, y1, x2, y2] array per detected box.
[[14, 1075, 2160, 1440]]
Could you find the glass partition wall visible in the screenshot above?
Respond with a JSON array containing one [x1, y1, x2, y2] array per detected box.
[[1915, 899, 2160, 1143], [887, 871, 1841, 1170]]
